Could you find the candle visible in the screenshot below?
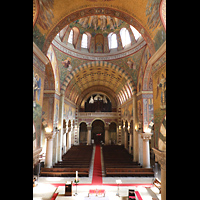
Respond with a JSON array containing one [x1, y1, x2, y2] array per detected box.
[[76, 171, 78, 180]]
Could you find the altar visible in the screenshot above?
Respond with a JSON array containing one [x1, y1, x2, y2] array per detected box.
[[88, 189, 105, 197]]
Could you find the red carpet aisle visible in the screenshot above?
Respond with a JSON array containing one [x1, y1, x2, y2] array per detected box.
[[91, 145, 102, 185]]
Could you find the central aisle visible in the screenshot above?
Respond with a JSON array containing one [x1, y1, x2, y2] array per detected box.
[[91, 145, 102, 185]]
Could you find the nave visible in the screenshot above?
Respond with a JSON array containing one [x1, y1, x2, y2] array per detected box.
[[33, 144, 161, 200], [33, 0, 166, 198]]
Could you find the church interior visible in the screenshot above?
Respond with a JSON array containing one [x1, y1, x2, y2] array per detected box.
[[33, 0, 166, 199]]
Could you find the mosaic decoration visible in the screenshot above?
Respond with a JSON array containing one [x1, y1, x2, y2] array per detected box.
[[42, 7, 155, 55], [153, 64, 166, 148]]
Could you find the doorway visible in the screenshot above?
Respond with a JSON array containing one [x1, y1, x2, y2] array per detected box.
[[91, 120, 105, 145]]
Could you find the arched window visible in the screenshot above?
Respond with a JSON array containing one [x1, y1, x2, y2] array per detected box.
[[130, 25, 141, 41], [68, 29, 73, 44], [120, 28, 131, 47], [108, 32, 117, 49], [81, 33, 88, 48]]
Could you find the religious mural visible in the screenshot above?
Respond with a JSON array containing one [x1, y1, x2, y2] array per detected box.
[[33, 71, 41, 108], [33, 60, 45, 149], [95, 34, 104, 53], [146, 0, 166, 51], [121, 101, 133, 121], [137, 45, 151, 92], [153, 64, 166, 148], [36, 0, 54, 30]]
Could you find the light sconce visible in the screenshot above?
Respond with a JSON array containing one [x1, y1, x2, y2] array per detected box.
[[45, 127, 52, 133]]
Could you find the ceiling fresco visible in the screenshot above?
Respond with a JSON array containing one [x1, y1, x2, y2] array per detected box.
[[33, 0, 166, 105], [69, 16, 126, 35], [33, 0, 166, 55]]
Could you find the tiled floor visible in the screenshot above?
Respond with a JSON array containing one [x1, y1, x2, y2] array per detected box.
[[34, 145, 161, 200]]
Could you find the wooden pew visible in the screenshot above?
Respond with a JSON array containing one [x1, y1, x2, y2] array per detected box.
[[40, 168, 89, 177], [105, 167, 154, 177]]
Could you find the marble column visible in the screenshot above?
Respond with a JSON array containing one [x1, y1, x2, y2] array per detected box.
[[140, 132, 152, 168], [45, 131, 55, 168], [138, 130, 143, 165], [63, 128, 67, 154], [133, 91, 138, 162], [55, 130, 58, 163], [105, 126, 109, 145], [58, 91, 64, 161], [129, 133, 133, 154], [152, 148, 166, 200], [87, 126, 92, 145], [52, 128, 58, 165], [124, 129, 128, 150], [67, 128, 71, 151]]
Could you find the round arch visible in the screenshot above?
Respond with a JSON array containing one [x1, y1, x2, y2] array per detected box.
[[42, 7, 155, 55], [91, 119, 105, 145], [79, 121, 88, 144], [61, 60, 136, 94]]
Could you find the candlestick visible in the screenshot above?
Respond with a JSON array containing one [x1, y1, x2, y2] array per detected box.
[[76, 171, 78, 180]]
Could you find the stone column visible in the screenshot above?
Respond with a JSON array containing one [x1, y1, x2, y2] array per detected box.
[[45, 131, 55, 168], [105, 126, 109, 145], [124, 129, 128, 150], [63, 128, 67, 154], [67, 128, 72, 151], [152, 148, 166, 200], [52, 128, 58, 165], [129, 133, 133, 154], [140, 132, 152, 168], [138, 130, 143, 165], [55, 130, 58, 163], [58, 91, 64, 161], [87, 126, 92, 145], [133, 91, 138, 162]]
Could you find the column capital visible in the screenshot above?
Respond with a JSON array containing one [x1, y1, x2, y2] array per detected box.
[[140, 132, 153, 141], [60, 90, 65, 96], [87, 126, 92, 130], [45, 132, 55, 140], [152, 148, 166, 170]]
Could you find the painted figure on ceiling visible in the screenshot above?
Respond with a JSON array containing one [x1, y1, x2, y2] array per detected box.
[[89, 16, 98, 31], [100, 15, 107, 31], [127, 58, 136, 69], [62, 57, 72, 70]]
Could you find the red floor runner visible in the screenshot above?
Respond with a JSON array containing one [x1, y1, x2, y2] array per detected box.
[[135, 191, 143, 200], [91, 145, 102, 185]]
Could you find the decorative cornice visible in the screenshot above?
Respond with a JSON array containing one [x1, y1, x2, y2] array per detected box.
[[78, 112, 118, 118], [136, 91, 153, 96], [52, 37, 146, 61]]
